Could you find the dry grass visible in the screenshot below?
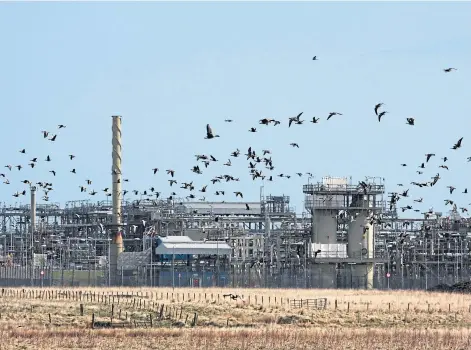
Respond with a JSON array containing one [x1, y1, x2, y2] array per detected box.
[[3, 327, 471, 350], [1, 287, 471, 349]]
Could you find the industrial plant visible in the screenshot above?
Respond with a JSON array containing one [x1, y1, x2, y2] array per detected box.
[[1, 116, 470, 290]]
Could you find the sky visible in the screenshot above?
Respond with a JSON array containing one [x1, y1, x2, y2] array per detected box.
[[0, 1, 470, 218]]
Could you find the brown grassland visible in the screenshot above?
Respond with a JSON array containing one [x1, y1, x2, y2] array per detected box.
[[1, 287, 471, 349]]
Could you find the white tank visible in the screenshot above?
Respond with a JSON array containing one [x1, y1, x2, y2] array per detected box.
[[347, 214, 367, 258], [312, 210, 337, 244]]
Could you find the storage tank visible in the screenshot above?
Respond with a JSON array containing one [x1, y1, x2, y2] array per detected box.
[[347, 213, 367, 258], [312, 211, 337, 244]]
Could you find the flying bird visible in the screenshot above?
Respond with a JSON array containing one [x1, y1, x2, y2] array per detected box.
[[205, 124, 220, 139], [288, 112, 303, 127], [425, 153, 435, 162], [374, 103, 384, 116], [452, 137, 463, 150], [377, 111, 388, 122], [327, 112, 342, 120], [259, 118, 273, 125]]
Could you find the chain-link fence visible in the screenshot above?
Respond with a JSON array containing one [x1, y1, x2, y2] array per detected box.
[[1, 265, 467, 290]]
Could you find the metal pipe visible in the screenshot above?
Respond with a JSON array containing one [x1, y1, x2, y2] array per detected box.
[[110, 115, 123, 285], [30, 186, 36, 251], [30, 185, 36, 285]]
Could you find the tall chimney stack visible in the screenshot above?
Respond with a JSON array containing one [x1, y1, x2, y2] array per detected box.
[[110, 115, 123, 285]]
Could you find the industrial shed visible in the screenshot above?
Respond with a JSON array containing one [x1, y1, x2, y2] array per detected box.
[[155, 236, 231, 257]]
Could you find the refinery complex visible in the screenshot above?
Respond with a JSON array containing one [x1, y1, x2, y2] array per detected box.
[[0, 116, 469, 289]]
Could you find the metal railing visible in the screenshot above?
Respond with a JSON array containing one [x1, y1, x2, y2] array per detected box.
[[305, 198, 387, 209]]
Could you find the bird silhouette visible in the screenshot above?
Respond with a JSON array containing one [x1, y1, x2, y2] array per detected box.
[[205, 124, 220, 139]]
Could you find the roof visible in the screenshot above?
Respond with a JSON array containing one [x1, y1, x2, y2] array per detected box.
[[155, 241, 232, 256], [158, 236, 194, 243], [178, 202, 261, 215]]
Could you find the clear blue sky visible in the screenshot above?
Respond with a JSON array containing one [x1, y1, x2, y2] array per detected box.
[[0, 2, 470, 217]]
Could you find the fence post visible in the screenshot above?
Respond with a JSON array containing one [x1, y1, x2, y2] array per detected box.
[[191, 312, 198, 327]]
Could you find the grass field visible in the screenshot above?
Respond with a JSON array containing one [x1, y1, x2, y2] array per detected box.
[[1, 287, 471, 349]]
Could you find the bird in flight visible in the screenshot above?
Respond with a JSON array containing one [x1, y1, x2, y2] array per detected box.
[[374, 103, 384, 116], [452, 137, 463, 150], [205, 124, 220, 139], [289, 112, 303, 127], [443, 68, 457, 73], [425, 153, 435, 162], [327, 112, 342, 120], [259, 118, 274, 125], [378, 111, 388, 122]]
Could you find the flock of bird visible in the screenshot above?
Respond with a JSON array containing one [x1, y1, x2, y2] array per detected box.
[[0, 62, 465, 223]]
